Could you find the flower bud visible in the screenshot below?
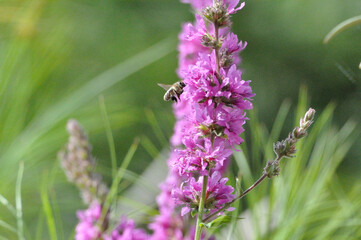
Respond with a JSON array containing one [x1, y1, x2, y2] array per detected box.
[[201, 34, 218, 48], [292, 127, 307, 139], [220, 49, 233, 67], [273, 141, 286, 157], [202, 1, 230, 27], [300, 108, 315, 129], [263, 160, 280, 178], [305, 108, 316, 122]]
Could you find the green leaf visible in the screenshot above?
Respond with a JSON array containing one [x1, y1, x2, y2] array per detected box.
[[201, 215, 243, 230]]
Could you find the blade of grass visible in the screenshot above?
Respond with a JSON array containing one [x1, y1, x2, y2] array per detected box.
[[226, 176, 242, 240], [116, 149, 170, 218], [265, 99, 291, 159], [15, 161, 24, 240], [117, 196, 158, 216], [232, 148, 262, 237], [97, 166, 158, 193], [0, 37, 176, 177], [35, 213, 44, 240], [145, 109, 168, 146], [248, 108, 268, 170], [233, 149, 254, 186], [294, 85, 308, 127], [67, 229, 75, 240], [140, 135, 159, 159], [0, 194, 16, 216], [40, 171, 57, 240], [0, 219, 16, 233], [99, 95, 117, 179], [48, 165, 64, 240], [99, 138, 140, 226]]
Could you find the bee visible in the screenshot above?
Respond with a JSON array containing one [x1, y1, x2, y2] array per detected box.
[[157, 81, 186, 102]]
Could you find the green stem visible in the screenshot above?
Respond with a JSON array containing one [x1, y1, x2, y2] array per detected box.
[[194, 174, 209, 240], [202, 173, 268, 223]]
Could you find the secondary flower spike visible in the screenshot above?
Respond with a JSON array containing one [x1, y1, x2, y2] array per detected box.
[[59, 119, 108, 205]]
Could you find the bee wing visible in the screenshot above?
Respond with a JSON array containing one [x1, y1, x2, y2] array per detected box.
[[157, 83, 172, 91]]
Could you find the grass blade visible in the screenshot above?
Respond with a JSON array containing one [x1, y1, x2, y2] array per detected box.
[[35, 213, 44, 240], [145, 109, 168, 146], [99, 95, 117, 179], [140, 135, 160, 159], [265, 99, 291, 158], [0, 37, 176, 177], [0, 194, 16, 216], [0, 219, 16, 233], [40, 171, 57, 240], [99, 138, 140, 226], [15, 161, 25, 240]]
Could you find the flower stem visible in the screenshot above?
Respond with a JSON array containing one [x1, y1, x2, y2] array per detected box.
[[194, 174, 209, 240], [202, 172, 268, 223]]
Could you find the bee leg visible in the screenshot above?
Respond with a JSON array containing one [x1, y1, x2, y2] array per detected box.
[[171, 96, 178, 102]]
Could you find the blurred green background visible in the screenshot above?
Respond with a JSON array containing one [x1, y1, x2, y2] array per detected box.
[[0, 0, 360, 238]]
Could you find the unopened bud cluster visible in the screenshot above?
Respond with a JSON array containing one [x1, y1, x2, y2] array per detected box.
[[59, 119, 108, 204], [274, 108, 315, 159], [201, 34, 219, 49], [264, 108, 316, 178], [203, 1, 230, 27]]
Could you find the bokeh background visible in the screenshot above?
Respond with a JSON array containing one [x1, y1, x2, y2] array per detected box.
[[0, 0, 360, 238]]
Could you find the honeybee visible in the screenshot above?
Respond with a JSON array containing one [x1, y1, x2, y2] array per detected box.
[[157, 81, 186, 102]]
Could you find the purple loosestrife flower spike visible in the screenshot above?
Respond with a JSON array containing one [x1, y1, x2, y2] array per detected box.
[[60, 121, 151, 239], [170, 0, 253, 227], [59, 119, 108, 205], [153, 1, 252, 239]]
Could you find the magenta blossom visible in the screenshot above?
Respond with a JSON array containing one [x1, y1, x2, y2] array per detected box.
[[103, 217, 148, 240], [75, 203, 102, 240], [172, 138, 233, 176], [172, 171, 235, 216]]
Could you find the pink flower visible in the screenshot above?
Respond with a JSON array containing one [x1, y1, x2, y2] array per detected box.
[[75, 203, 102, 240], [227, 1, 245, 15], [172, 171, 235, 216], [103, 217, 148, 240], [149, 207, 184, 240]]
